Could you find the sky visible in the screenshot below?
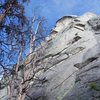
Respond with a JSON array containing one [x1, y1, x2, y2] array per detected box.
[[26, 0, 100, 29]]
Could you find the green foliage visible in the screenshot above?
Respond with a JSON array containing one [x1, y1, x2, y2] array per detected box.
[[89, 83, 97, 89], [89, 83, 100, 91]]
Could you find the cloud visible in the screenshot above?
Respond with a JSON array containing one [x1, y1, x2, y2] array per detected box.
[[27, 0, 100, 29]]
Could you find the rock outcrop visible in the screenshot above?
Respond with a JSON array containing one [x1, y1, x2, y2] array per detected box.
[[1, 12, 100, 100]]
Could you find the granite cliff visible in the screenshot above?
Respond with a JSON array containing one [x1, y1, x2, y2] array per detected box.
[[0, 12, 100, 100]]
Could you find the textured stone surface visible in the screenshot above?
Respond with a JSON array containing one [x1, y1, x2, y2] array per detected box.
[[1, 12, 100, 100]]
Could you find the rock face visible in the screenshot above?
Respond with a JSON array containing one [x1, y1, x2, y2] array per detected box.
[[1, 12, 100, 100]]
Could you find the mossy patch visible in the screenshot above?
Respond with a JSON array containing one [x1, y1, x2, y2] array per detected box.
[[89, 83, 100, 91]]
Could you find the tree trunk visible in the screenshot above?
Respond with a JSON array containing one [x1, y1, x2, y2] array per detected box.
[[16, 46, 22, 72], [29, 20, 41, 54]]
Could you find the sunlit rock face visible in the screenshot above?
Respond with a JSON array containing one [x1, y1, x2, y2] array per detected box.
[[27, 12, 100, 100], [1, 12, 100, 100], [42, 12, 100, 100]]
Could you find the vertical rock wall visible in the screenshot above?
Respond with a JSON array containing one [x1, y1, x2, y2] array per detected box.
[[1, 12, 100, 100]]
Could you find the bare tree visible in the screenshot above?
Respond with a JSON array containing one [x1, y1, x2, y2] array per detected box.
[[0, 0, 30, 100], [29, 16, 46, 54], [0, 0, 29, 72], [0, 0, 49, 100], [15, 14, 47, 100]]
